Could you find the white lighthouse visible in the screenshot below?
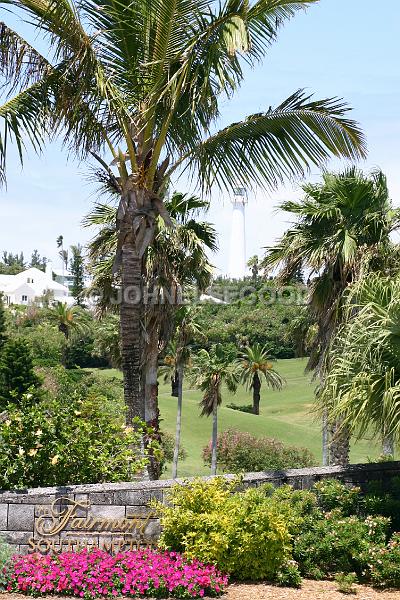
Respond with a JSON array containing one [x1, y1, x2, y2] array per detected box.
[[228, 186, 247, 279]]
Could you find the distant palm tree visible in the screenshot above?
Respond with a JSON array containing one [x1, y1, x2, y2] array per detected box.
[[247, 255, 260, 281], [192, 345, 238, 475], [236, 344, 284, 415], [263, 168, 400, 465], [0, 0, 366, 424], [162, 306, 203, 478], [50, 302, 88, 341]]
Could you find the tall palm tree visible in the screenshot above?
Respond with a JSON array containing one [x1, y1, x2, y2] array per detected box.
[[192, 344, 238, 475], [321, 272, 400, 457], [85, 192, 216, 478], [236, 343, 284, 415], [0, 0, 366, 423], [263, 168, 400, 465], [162, 306, 203, 478]]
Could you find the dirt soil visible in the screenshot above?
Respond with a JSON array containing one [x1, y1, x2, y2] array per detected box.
[[2, 581, 400, 600], [226, 580, 400, 599]]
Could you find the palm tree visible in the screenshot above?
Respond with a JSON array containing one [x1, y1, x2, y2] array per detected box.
[[0, 0, 366, 424], [247, 255, 260, 281], [263, 168, 400, 465], [321, 273, 400, 458], [236, 343, 284, 415], [162, 306, 203, 478], [85, 192, 216, 478], [192, 344, 238, 475], [49, 302, 88, 341]]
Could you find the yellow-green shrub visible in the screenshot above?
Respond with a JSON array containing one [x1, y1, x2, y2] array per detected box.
[[154, 478, 292, 581]]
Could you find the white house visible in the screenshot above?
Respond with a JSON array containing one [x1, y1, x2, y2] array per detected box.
[[0, 262, 74, 306]]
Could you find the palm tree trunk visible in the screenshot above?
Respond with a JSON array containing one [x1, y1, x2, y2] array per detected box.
[[329, 418, 350, 466], [172, 363, 184, 479], [252, 372, 261, 415], [171, 371, 179, 397], [211, 398, 218, 476], [322, 408, 329, 466], [144, 330, 161, 480], [120, 242, 144, 424], [382, 431, 395, 458]]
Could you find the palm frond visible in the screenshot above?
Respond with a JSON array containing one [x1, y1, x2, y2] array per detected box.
[[181, 91, 366, 193]]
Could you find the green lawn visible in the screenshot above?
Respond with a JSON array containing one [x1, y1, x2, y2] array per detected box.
[[93, 358, 382, 478]]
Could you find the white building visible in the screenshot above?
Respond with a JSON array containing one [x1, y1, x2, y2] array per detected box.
[[0, 262, 74, 306], [228, 187, 248, 279]]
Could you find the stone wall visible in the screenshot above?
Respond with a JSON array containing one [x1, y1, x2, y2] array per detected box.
[[1, 461, 399, 555]]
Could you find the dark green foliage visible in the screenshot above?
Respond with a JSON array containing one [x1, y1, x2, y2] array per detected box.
[[226, 403, 254, 413], [0, 338, 41, 408], [276, 562, 302, 588], [196, 280, 307, 358], [0, 251, 25, 275], [202, 428, 316, 472], [0, 294, 7, 353], [65, 332, 109, 368], [69, 244, 85, 304], [363, 477, 400, 531], [29, 249, 46, 271]]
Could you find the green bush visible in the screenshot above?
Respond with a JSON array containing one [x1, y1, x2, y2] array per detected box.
[[0, 378, 160, 488], [276, 561, 302, 588], [313, 479, 362, 516], [0, 338, 42, 408], [364, 477, 400, 532], [22, 324, 65, 366], [334, 572, 358, 594], [0, 536, 12, 590], [293, 512, 389, 579], [154, 477, 292, 581], [369, 533, 400, 588], [202, 428, 316, 473]]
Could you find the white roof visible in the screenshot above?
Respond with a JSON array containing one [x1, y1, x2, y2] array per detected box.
[[0, 267, 69, 295]]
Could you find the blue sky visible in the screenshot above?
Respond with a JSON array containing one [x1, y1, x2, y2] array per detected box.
[[0, 0, 399, 273]]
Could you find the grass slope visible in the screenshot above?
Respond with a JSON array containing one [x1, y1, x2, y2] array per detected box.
[[94, 358, 382, 478]]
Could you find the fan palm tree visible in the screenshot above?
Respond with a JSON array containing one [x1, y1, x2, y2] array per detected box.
[[236, 343, 284, 414], [0, 0, 366, 424], [321, 273, 400, 457], [192, 344, 238, 475], [263, 168, 400, 465]]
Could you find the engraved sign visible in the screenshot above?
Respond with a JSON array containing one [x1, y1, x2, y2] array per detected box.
[[29, 497, 158, 554]]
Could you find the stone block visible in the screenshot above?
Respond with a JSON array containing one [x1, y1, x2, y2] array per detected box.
[[8, 504, 34, 531], [126, 505, 156, 518], [0, 504, 7, 530], [88, 492, 114, 504], [90, 505, 125, 519], [142, 519, 162, 541], [0, 530, 32, 544], [114, 489, 162, 506]]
